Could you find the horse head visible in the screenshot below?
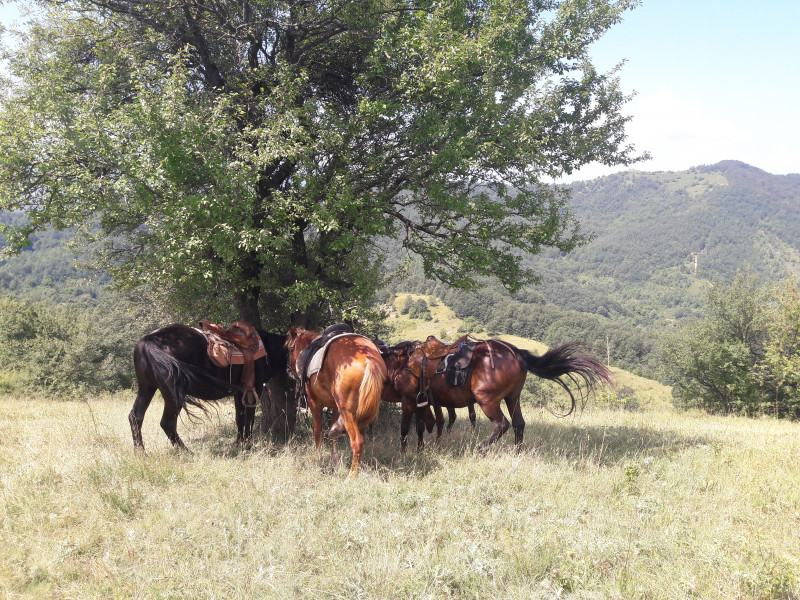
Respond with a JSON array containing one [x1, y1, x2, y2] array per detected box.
[[378, 341, 418, 380], [284, 326, 321, 379]]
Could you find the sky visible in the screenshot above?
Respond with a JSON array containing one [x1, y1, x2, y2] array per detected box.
[[1, 0, 798, 182], [570, 0, 800, 181]]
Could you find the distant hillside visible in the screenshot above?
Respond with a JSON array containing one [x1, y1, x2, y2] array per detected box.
[[384, 161, 800, 379], [0, 212, 108, 305], [532, 161, 800, 323]]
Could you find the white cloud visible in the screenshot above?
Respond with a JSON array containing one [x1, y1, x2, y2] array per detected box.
[[562, 88, 800, 182]]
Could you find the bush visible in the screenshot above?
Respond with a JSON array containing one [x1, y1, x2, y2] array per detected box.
[[659, 273, 800, 417], [407, 298, 431, 320], [0, 295, 143, 394]]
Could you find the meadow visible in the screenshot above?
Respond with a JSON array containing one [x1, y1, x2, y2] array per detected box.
[[1, 391, 798, 599]]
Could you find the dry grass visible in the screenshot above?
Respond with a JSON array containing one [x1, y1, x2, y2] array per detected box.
[[1, 391, 799, 599]]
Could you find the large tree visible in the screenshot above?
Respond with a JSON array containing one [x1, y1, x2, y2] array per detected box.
[[0, 0, 643, 328]]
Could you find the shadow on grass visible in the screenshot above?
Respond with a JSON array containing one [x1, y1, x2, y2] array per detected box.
[[361, 406, 713, 478], [166, 403, 712, 478]]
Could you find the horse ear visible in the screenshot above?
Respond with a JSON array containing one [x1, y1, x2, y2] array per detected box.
[[289, 326, 296, 336]]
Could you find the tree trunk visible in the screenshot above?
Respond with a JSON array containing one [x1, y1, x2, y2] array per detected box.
[[260, 371, 296, 441], [235, 288, 262, 328]]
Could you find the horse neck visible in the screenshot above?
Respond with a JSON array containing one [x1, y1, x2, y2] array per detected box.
[[386, 356, 413, 389], [289, 332, 316, 369]]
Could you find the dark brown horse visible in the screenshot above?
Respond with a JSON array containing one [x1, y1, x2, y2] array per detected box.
[[377, 339, 476, 451], [130, 323, 286, 453], [285, 327, 387, 478], [381, 338, 612, 452]]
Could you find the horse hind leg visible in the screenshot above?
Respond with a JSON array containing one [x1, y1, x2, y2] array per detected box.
[[504, 390, 526, 448], [129, 385, 156, 454], [158, 389, 189, 451], [475, 399, 510, 454], [327, 413, 347, 467], [327, 409, 364, 479]]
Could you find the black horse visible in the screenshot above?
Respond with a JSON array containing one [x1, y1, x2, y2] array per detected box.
[[129, 324, 287, 453]]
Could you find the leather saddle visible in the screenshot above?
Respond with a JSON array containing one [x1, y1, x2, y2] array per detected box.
[[198, 320, 265, 407], [407, 334, 470, 377]]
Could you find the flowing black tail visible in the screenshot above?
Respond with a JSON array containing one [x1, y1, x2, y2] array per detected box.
[[515, 342, 613, 415], [135, 341, 225, 413]]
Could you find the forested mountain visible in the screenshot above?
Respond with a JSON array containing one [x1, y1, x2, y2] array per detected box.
[[0, 212, 109, 305], [383, 161, 800, 379], [533, 161, 800, 323]]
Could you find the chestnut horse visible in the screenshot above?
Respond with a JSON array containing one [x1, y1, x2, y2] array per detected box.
[[381, 339, 612, 452], [285, 327, 387, 478]]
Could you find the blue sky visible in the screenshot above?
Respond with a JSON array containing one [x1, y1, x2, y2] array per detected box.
[[574, 0, 800, 180], [2, 1, 798, 181]]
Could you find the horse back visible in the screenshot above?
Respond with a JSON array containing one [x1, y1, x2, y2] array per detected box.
[[425, 340, 524, 406], [316, 336, 386, 385], [136, 324, 270, 399], [138, 324, 209, 364]]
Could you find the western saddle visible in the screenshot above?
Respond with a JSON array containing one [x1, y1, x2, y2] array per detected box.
[[407, 334, 471, 407], [199, 320, 265, 408]]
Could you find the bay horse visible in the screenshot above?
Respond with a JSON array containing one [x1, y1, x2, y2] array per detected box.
[[285, 327, 386, 478], [129, 323, 287, 453], [380, 338, 612, 452], [376, 339, 476, 451]]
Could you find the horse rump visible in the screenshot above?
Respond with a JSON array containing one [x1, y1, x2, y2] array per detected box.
[[134, 339, 226, 413]]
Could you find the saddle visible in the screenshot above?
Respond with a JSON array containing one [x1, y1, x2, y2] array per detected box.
[[408, 334, 476, 407], [407, 334, 470, 376], [198, 320, 265, 408]]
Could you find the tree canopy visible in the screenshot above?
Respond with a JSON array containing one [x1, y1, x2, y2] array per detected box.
[[0, 0, 643, 328]]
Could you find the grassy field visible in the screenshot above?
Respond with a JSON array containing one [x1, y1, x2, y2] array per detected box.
[[1, 390, 799, 599]]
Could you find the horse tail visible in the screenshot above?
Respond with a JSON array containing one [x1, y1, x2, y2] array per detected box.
[[135, 340, 209, 414], [515, 342, 614, 414], [355, 358, 385, 426]]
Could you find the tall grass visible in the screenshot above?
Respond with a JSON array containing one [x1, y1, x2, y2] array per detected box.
[[1, 393, 798, 599]]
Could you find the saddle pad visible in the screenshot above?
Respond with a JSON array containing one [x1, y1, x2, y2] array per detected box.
[[306, 333, 360, 378]]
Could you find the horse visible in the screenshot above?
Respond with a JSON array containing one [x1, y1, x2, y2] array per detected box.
[[376, 339, 476, 451], [285, 326, 387, 478], [129, 323, 287, 453], [380, 338, 612, 452]]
